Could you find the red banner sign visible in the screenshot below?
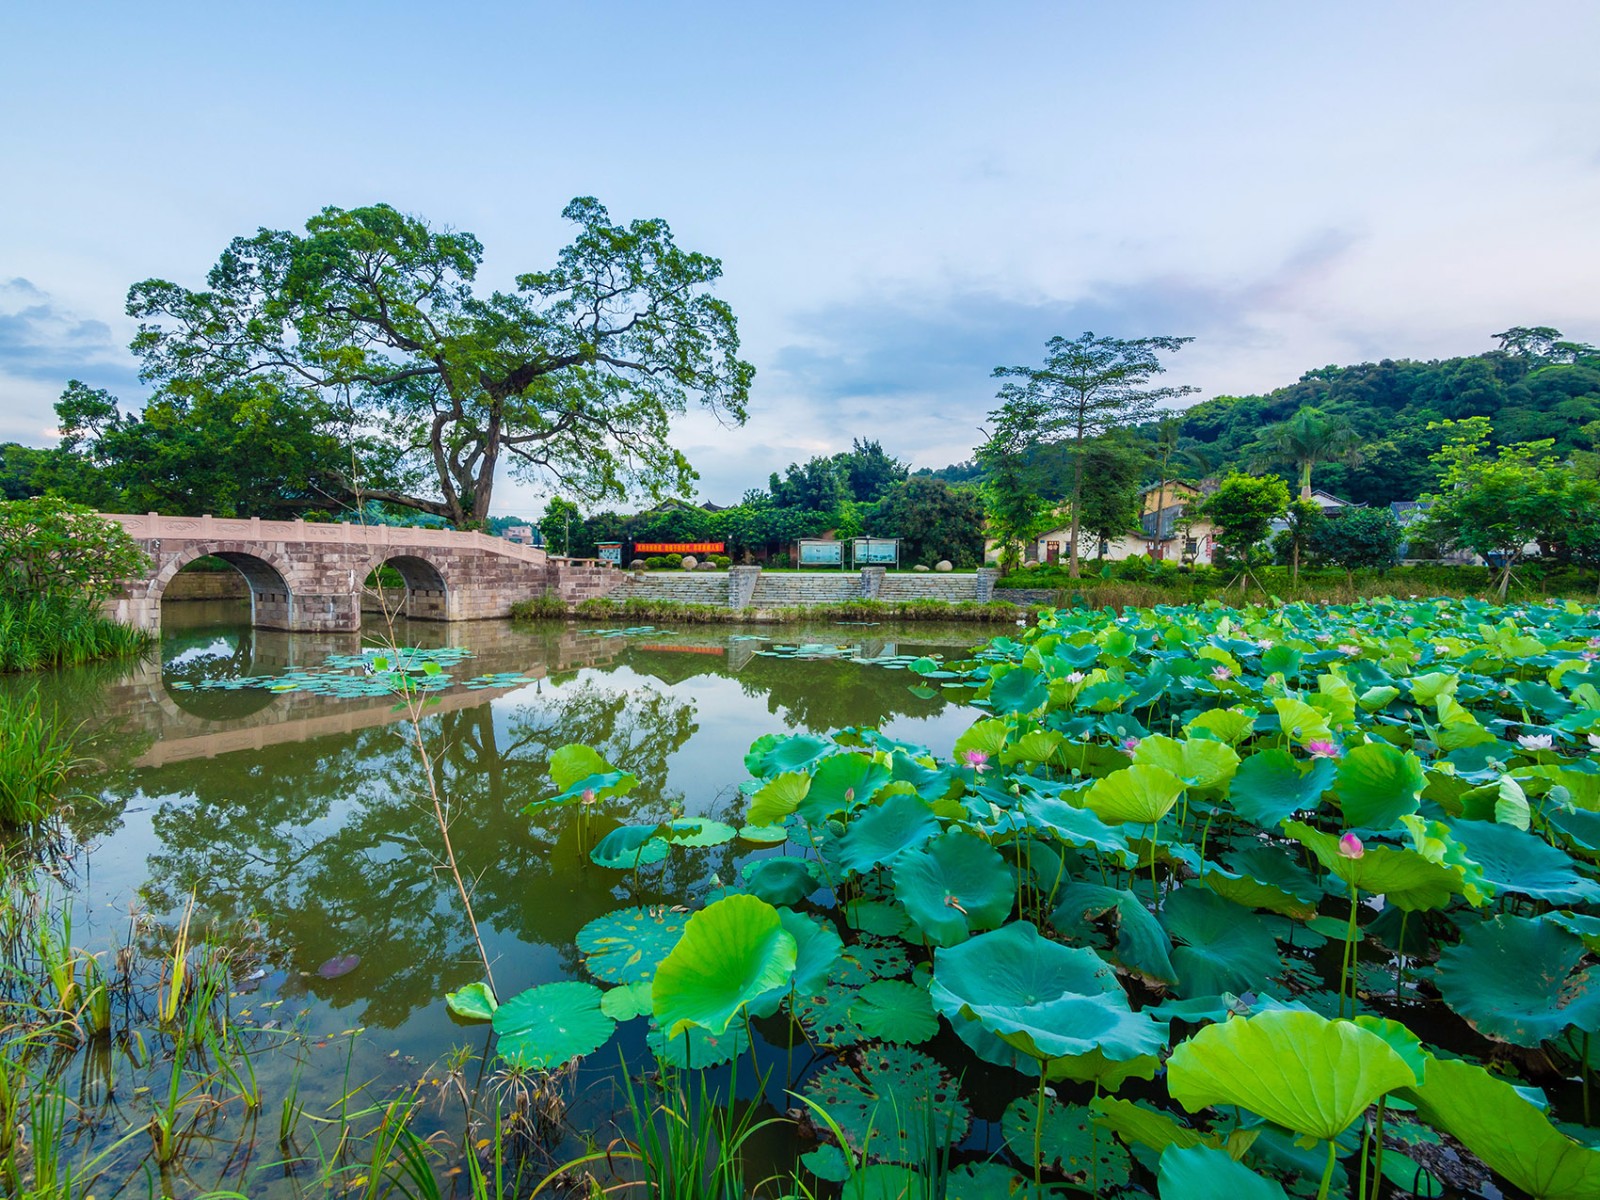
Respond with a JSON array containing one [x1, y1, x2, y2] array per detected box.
[[633, 542, 725, 553]]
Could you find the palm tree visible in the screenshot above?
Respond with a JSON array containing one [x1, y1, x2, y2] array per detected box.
[[1257, 407, 1361, 499]]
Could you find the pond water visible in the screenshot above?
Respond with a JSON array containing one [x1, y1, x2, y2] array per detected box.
[[9, 602, 1001, 1196]]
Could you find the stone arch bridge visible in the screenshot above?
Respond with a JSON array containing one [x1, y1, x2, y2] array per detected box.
[[100, 513, 617, 633]]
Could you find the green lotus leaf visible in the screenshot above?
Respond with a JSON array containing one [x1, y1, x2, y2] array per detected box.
[[804, 751, 891, 821], [647, 1020, 749, 1068], [944, 1162, 1059, 1199], [1350, 1014, 1428, 1080], [1435, 915, 1600, 1046], [1274, 697, 1333, 744], [987, 666, 1049, 715], [492, 980, 616, 1069], [1161, 887, 1282, 999], [747, 732, 834, 776], [781, 908, 844, 994], [599, 980, 653, 1021], [1051, 882, 1177, 985], [952, 717, 1011, 764], [1166, 1009, 1419, 1140], [837, 791, 941, 874], [1229, 750, 1336, 826], [550, 743, 610, 792], [589, 823, 669, 870], [1156, 1145, 1289, 1200], [1399, 1055, 1600, 1200], [652, 894, 797, 1036], [1024, 796, 1137, 865], [894, 831, 1015, 946], [747, 771, 812, 825], [740, 856, 819, 906], [1184, 707, 1257, 745], [576, 905, 688, 985], [800, 1044, 970, 1165], [1284, 820, 1469, 910], [800, 1143, 849, 1182], [543, 769, 639, 808], [444, 981, 497, 1022], [661, 817, 737, 847], [737, 822, 789, 844], [1083, 765, 1185, 826], [793, 983, 862, 1047], [1449, 819, 1600, 904], [1000, 1096, 1132, 1186], [844, 898, 912, 937], [849, 979, 939, 1043], [836, 937, 912, 986], [1334, 740, 1426, 829], [1198, 858, 1319, 919], [1089, 1096, 1259, 1161], [1001, 729, 1064, 766], [1133, 735, 1240, 791]]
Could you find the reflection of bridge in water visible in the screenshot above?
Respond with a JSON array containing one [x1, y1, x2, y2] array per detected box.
[[95, 620, 634, 767]]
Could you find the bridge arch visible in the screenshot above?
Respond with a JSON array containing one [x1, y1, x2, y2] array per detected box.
[[152, 545, 298, 631], [362, 552, 452, 622]]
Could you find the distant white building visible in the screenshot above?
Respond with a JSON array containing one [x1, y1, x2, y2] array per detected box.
[[503, 524, 538, 546]]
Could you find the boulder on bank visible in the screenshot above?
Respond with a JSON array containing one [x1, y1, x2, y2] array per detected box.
[[935, 560, 954, 572], [680, 555, 698, 570], [913, 563, 932, 573], [630, 559, 647, 570], [697, 561, 717, 571]]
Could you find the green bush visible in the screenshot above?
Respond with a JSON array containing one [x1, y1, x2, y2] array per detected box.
[[643, 554, 685, 570], [710, 555, 732, 568]]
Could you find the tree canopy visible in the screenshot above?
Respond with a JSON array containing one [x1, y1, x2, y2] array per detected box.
[[989, 331, 1196, 577], [125, 198, 754, 528]]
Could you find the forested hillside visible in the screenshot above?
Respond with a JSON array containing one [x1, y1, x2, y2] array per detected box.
[[919, 327, 1600, 506]]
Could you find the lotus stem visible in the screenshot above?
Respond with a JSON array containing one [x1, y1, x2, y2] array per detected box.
[[1340, 884, 1360, 1018], [1316, 1137, 1338, 1200], [1033, 1062, 1049, 1191], [1371, 1097, 1388, 1200], [1584, 1033, 1592, 1127]]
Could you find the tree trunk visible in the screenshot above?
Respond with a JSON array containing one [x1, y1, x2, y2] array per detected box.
[[1292, 537, 1300, 586], [1068, 449, 1085, 579], [1300, 461, 1313, 500]]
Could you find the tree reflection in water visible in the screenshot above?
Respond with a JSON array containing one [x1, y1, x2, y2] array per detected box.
[[133, 679, 723, 1029]]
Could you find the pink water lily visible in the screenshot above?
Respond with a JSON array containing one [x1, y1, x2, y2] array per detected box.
[[1066, 671, 1086, 683], [1305, 739, 1341, 759], [1338, 833, 1365, 860], [960, 750, 990, 774]]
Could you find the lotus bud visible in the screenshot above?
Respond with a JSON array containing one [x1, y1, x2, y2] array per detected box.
[[1338, 833, 1365, 860]]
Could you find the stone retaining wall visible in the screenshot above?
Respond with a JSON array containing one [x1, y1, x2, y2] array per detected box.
[[573, 568, 1006, 610], [163, 571, 249, 600]]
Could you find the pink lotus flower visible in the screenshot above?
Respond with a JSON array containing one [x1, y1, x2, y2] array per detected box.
[[1338, 644, 1360, 657], [1120, 737, 1141, 757], [1314, 634, 1334, 643], [1517, 734, 1554, 751], [581, 788, 597, 805], [1588, 637, 1600, 648], [1211, 666, 1232, 681], [1306, 739, 1341, 759], [960, 750, 990, 775], [1585, 652, 1599, 662], [1338, 833, 1365, 859]]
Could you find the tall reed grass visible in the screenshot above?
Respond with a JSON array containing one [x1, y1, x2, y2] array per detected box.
[[0, 692, 80, 827], [0, 594, 151, 673]]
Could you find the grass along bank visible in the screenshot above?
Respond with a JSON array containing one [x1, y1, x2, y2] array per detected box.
[[996, 559, 1600, 607], [0, 594, 151, 673]]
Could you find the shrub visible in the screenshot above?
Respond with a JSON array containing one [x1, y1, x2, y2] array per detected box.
[[710, 555, 732, 568], [0, 497, 150, 604]]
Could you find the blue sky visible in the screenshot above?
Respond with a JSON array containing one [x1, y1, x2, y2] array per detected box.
[[3, 2, 1598, 517]]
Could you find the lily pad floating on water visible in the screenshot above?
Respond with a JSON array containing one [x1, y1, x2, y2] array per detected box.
[[800, 1043, 971, 1165], [848, 979, 938, 1044], [575, 905, 688, 985], [741, 856, 820, 906], [1434, 914, 1600, 1047], [316, 954, 360, 979], [999, 1095, 1132, 1187], [492, 980, 615, 1069], [444, 980, 496, 1021]]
